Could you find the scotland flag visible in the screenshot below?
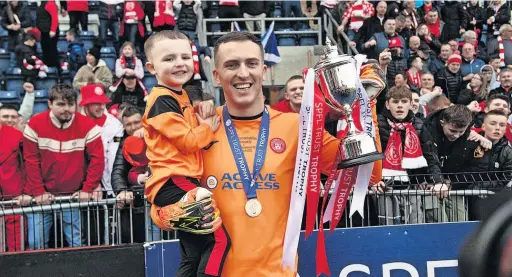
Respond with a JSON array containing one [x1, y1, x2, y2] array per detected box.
[[261, 21, 281, 66]]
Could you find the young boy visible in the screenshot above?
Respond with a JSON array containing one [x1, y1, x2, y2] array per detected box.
[[15, 29, 49, 85], [65, 28, 86, 79], [373, 86, 428, 224], [142, 30, 227, 277]]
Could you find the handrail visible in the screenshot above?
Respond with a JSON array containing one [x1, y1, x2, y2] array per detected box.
[[0, 195, 74, 206], [0, 198, 119, 216], [323, 9, 359, 55]]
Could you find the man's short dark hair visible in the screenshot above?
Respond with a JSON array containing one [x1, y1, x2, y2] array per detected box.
[[144, 30, 189, 60], [387, 86, 412, 101], [442, 104, 473, 128], [49, 84, 76, 103], [486, 94, 510, 108], [122, 105, 142, 119], [485, 109, 508, 120], [285, 75, 303, 91], [66, 28, 77, 38], [213, 32, 264, 62], [427, 95, 451, 114], [0, 103, 19, 112], [395, 15, 406, 23]]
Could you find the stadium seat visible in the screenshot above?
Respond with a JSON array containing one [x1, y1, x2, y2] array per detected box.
[[299, 28, 318, 46], [35, 68, 59, 91], [6, 68, 24, 94], [0, 49, 10, 73], [57, 31, 69, 51], [0, 90, 20, 105], [143, 74, 157, 92], [80, 30, 96, 50], [33, 90, 49, 115], [101, 47, 117, 72], [276, 29, 297, 46]]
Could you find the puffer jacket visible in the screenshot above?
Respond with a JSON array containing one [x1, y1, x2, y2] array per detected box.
[[111, 135, 135, 194], [175, 0, 200, 32], [435, 67, 463, 103], [419, 108, 471, 183], [98, 0, 124, 20]]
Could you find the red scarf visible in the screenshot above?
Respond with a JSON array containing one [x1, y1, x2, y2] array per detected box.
[[382, 120, 427, 180], [271, 99, 296, 113], [93, 114, 107, 127], [426, 18, 441, 38], [191, 41, 201, 80], [120, 0, 145, 37], [120, 55, 136, 69], [154, 0, 175, 27]]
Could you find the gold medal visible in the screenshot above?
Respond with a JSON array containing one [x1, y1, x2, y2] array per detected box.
[[245, 198, 262, 217]]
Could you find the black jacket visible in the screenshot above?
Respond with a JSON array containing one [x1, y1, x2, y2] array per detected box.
[[240, 1, 270, 16], [485, 4, 511, 38], [489, 86, 512, 108], [176, 2, 198, 32], [416, 4, 438, 25], [386, 58, 408, 87], [1, 2, 32, 51], [419, 108, 471, 183], [456, 88, 486, 105], [111, 135, 136, 194], [15, 43, 38, 77], [109, 83, 146, 110], [435, 68, 463, 103], [98, 0, 124, 20], [457, 136, 512, 190], [354, 15, 384, 54], [463, 2, 485, 31], [439, 1, 467, 43]]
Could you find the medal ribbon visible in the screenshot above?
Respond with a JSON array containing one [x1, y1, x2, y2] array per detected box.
[[223, 106, 270, 200]]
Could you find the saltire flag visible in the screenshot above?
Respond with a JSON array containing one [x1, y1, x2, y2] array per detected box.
[[261, 21, 281, 66]]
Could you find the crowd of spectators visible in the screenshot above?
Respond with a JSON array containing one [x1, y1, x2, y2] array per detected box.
[[0, 0, 512, 252]]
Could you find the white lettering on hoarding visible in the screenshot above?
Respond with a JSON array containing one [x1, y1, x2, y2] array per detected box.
[[338, 260, 459, 277]]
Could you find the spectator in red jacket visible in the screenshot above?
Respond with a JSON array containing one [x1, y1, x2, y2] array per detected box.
[[23, 84, 105, 250], [272, 75, 304, 113], [61, 0, 88, 31], [0, 119, 32, 252]]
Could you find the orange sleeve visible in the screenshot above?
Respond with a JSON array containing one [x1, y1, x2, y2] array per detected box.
[[370, 101, 382, 186], [146, 94, 214, 154]]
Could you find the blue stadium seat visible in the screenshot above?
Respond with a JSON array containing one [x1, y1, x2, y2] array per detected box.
[[6, 68, 24, 94], [277, 29, 297, 46], [101, 47, 117, 72], [0, 90, 20, 105], [33, 90, 49, 115], [101, 47, 116, 55], [80, 30, 96, 50], [35, 68, 58, 91], [299, 28, 318, 46], [0, 49, 10, 73], [143, 74, 157, 92]]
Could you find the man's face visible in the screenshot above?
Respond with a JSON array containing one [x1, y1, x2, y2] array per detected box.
[[448, 40, 459, 52], [405, 18, 413, 29], [490, 59, 501, 70], [464, 35, 477, 46], [409, 37, 420, 51], [384, 20, 396, 35], [213, 40, 267, 110], [123, 77, 137, 89], [0, 108, 19, 126], [411, 93, 420, 113], [462, 44, 475, 60], [440, 45, 453, 60], [395, 74, 406, 86], [376, 1, 387, 16], [386, 97, 411, 120], [483, 114, 508, 142], [502, 28, 512, 40], [500, 71, 512, 88], [122, 114, 142, 136], [85, 103, 106, 119], [421, 74, 435, 89], [146, 38, 194, 89], [395, 20, 404, 32], [441, 121, 468, 141], [427, 11, 438, 24], [485, 99, 510, 114], [49, 98, 76, 123], [448, 62, 460, 74], [285, 79, 304, 107]]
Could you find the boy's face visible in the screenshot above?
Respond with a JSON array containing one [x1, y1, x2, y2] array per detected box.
[[483, 114, 507, 143], [123, 45, 134, 57], [65, 32, 73, 42], [386, 97, 411, 120], [485, 99, 510, 114], [395, 74, 406, 86], [146, 38, 194, 89], [285, 79, 304, 107], [490, 59, 500, 70], [440, 121, 468, 141]]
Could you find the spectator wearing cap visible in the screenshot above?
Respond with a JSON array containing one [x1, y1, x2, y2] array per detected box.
[[385, 36, 408, 87], [363, 18, 405, 61], [73, 46, 113, 92], [80, 83, 124, 198], [1, 0, 33, 67], [435, 54, 464, 103], [109, 72, 146, 110], [23, 84, 105, 250]]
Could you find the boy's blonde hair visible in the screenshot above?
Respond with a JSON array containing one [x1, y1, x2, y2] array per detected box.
[[144, 30, 189, 60]]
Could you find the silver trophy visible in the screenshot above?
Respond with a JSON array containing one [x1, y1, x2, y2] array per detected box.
[[314, 39, 384, 169]]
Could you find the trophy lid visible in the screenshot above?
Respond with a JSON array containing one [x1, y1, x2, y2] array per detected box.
[[315, 37, 354, 71]]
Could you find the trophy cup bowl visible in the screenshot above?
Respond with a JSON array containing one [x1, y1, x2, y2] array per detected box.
[[314, 40, 384, 169]]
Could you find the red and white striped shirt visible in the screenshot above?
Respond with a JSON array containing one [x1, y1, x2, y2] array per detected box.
[[343, 0, 375, 31]]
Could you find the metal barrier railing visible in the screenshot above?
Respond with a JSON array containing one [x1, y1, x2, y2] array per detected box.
[[323, 9, 358, 56], [201, 17, 322, 46], [0, 171, 509, 253]]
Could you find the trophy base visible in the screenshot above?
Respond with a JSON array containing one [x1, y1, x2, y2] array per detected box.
[[337, 152, 384, 169]]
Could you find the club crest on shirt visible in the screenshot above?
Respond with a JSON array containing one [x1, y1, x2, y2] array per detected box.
[[206, 175, 218, 189], [474, 146, 485, 158], [270, 138, 286, 153]]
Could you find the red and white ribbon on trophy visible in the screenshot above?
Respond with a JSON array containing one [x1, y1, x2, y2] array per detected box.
[[282, 55, 376, 276]]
